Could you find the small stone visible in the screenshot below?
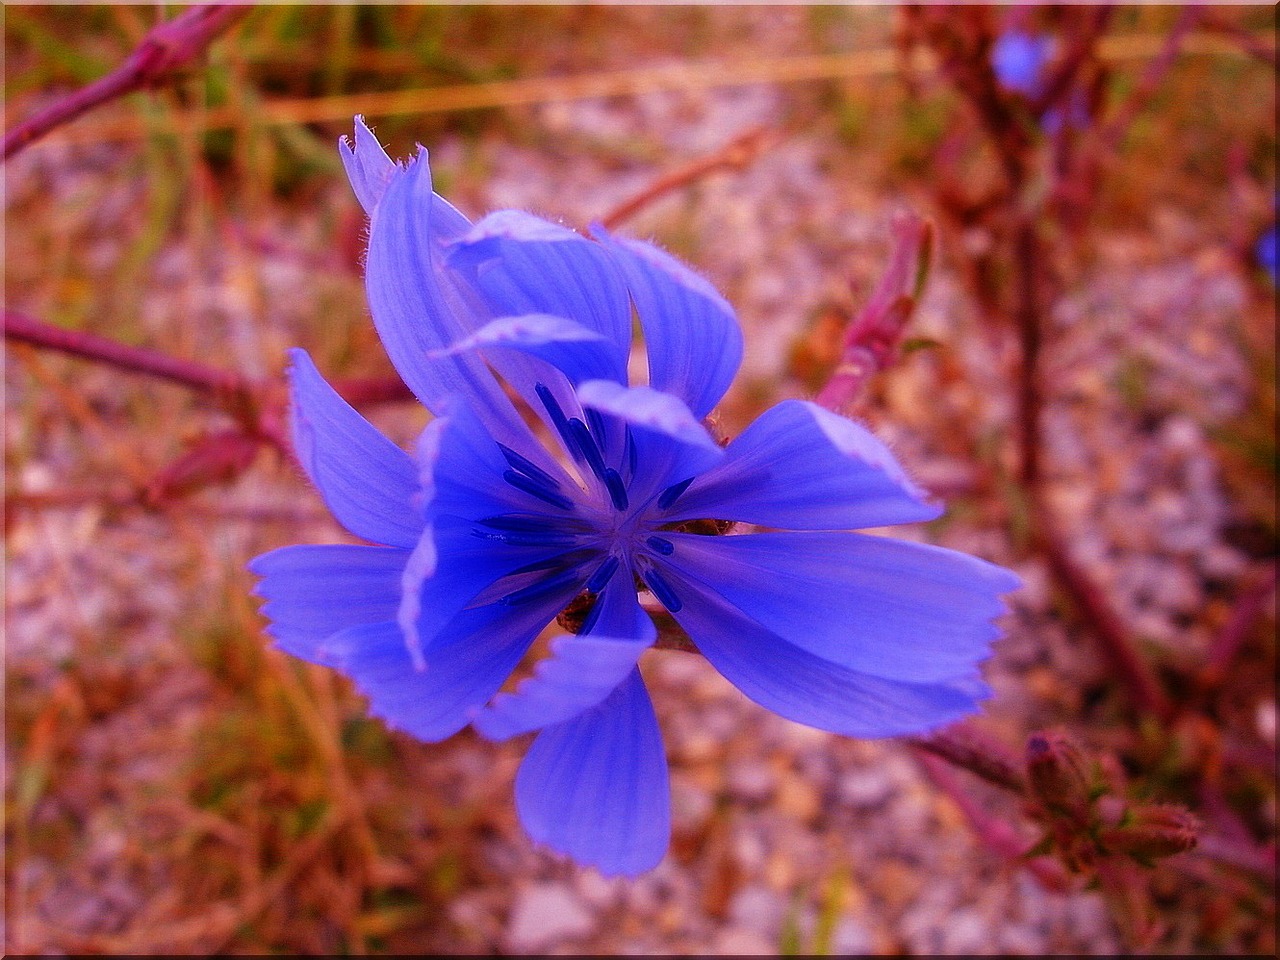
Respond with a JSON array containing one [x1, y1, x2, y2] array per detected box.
[[712, 928, 775, 955], [727, 883, 786, 938], [775, 774, 821, 823], [837, 768, 894, 809], [670, 773, 713, 834], [727, 760, 776, 802], [504, 883, 595, 952], [829, 916, 874, 954]]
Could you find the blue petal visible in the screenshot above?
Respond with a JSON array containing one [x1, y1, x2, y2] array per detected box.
[[288, 348, 423, 548], [662, 532, 1019, 682], [416, 394, 578, 521], [669, 575, 987, 737], [364, 150, 555, 467], [249, 544, 409, 667], [515, 668, 670, 876], [329, 581, 577, 743], [992, 31, 1053, 96], [576, 379, 723, 502], [399, 399, 587, 664], [339, 115, 397, 217], [432, 313, 622, 386], [593, 227, 743, 419], [472, 577, 655, 740], [447, 210, 633, 367], [665, 399, 941, 530]]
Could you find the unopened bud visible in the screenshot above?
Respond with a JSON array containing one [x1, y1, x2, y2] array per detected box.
[[1097, 803, 1199, 860], [1026, 729, 1095, 819]]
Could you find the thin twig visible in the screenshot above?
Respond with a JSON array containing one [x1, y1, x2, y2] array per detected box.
[[598, 125, 780, 230], [905, 720, 1028, 795], [3, 4, 249, 160], [5, 308, 247, 398], [1197, 11, 1280, 69], [21, 33, 1271, 149], [914, 748, 1071, 891], [1097, 6, 1202, 156], [815, 213, 932, 414], [1197, 561, 1278, 693], [1039, 514, 1175, 722]]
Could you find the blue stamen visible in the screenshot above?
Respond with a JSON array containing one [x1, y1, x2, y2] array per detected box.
[[497, 442, 562, 491], [535, 383, 585, 462], [511, 549, 596, 576], [624, 427, 638, 480], [586, 555, 620, 593], [578, 594, 605, 635], [567, 418, 609, 484], [478, 514, 567, 532], [501, 567, 583, 606], [658, 477, 694, 510], [502, 469, 575, 511], [586, 407, 608, 453], [641, 566, 683, 613], [473, 525, 579, 548], [603, 468, 629, 511], [646, 535, 674, 556]]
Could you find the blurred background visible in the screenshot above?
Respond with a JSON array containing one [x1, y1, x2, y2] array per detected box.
[[4, 4, 1276, 954]]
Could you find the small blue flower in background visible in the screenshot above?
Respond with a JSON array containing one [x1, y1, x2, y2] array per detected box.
[[992, 29, 1054, 98], [1256, 221, 1277, 285], [249, 117, 1020, 876], [992, 29, 1089, 135]]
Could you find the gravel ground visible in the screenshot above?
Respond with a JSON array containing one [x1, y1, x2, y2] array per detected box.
[[5, 7, 1275, 955]]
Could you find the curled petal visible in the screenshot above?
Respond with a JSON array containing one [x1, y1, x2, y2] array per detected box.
[[288, 348, 423, 548], [365, 150, 553, 467], [339, 115, 397, 217], [448, 210, 633, 362], [576, 379, 723, 499], [432, 313, 622, 386], [472, 578, 655, 740], [249, 544, 409, 667], [669, 575, 988, 737], [593, 227, 743, 419], [666, 399, 940, 530], [664, 532, 1019, 682], [515, 669, 670, 877]]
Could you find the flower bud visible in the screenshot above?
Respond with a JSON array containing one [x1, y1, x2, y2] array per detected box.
[[1026, 729, 1095, 819], [1097, 804, 1199, 860]]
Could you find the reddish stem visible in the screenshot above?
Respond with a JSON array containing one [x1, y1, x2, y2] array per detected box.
[[915, 749, 1071, 891], [1197, 562, 1278, 693], [815, 213, 932, 414], [1097, 7, 1201, 156], [5, 308, 246, 398], [597, 125, 779, 231], [3, 5, 249, 160], [906, 720, 1028, 795], [1038, 514, 1174, 722]]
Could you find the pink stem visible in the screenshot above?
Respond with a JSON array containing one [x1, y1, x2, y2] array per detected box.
[[5, 308, 245, 397], [3, 5, 249, 160]]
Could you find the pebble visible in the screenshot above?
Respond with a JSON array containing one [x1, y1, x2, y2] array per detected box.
[[838, 768, 896, 810], [726, 759, 776, 802], [504, 883, 595, 953], [727, 883, 786, 938]]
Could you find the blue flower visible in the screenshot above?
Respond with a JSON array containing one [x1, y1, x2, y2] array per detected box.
[[249, 117, 1020, 877], [992, 29, 1054, 98], [992, 30, 1089, 135], [1256, 222, 1277, 285]]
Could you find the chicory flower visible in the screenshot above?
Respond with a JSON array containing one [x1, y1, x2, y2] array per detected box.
[[992, 29, 1054, 98], [249, 117, 1020, 876], [992, 29, 1089, 134]]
